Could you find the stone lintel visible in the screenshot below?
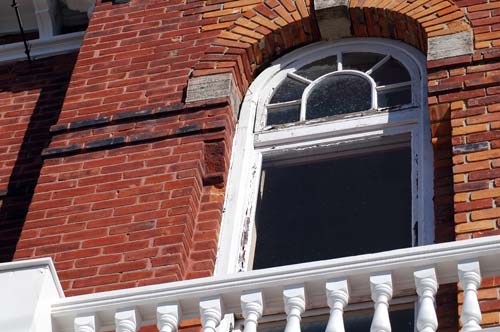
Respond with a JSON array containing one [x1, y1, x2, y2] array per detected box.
[[314, 0, 352, 41], [427, 31, 473, 61], [186, 73, 241, 118]]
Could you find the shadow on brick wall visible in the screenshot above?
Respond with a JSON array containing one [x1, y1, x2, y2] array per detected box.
[[0, 54, 77, 262]]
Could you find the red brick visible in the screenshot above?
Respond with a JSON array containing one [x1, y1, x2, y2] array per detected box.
[[99, 260, 148, 274], [73, 275, 120, 289]]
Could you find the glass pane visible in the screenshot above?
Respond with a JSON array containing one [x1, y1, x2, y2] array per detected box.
[[257, 309, 414, 332], [342, 52, 385, 72], [270, 77, 307, 104], [0, 0, 39, 46], [58, 2, 90, 34], [295, 55, 338, 80], [378, 86, 412, 108], [371, 57, 411, 85], [253, 147, 412, 270], [266, 105, 300, 126], [306, 74, 372, 120]]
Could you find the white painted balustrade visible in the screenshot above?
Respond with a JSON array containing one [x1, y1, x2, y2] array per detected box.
[[369, 274, 393, 332], [115, 308, 141, 332], [325, 279, 349, 332], [459, 261, 483, 332], [283, 286, 306, 332], [414, 268, 438, 332], [4, 236, 500, 332], [200, 297, 224, 332], [74, 314, 99, 332], [241, 291, 264, 332], [157, 303, 181, 332]]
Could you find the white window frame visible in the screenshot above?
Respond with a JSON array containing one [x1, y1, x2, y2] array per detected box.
[[215, 38, 434, 275]]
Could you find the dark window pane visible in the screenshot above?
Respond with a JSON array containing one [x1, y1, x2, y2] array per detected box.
[[378, 86, 412, 108], [306, 74, 372, 120], [266, 106, 300, 126], [270, 78, 307, 104], [253, 147, 411, 270], [257, 309, 414, 332], [295, 55, 338, 80], [342, 52, 385, 72], [371, 57, 411, 85], [58, 1, 90, 34]]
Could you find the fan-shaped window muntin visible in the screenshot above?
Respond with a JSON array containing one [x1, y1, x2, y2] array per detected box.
[[260, 48, 415, 130]]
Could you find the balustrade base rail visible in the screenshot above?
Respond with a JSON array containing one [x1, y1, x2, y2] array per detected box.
[[3, 236, 500, 332]]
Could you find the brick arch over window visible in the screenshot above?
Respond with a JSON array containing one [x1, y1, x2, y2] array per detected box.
[[188, 0, 473, 99], [192, 0, 318, 96], [348, 1, 469, 49]]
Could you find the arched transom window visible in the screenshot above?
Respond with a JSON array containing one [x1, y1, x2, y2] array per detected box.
[[255, 41, 420, 132], [217, 39, 433, 276], [261, 51, 413, 128]]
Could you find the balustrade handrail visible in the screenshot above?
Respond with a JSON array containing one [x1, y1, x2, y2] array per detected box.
[[51, 235, 500, 332]]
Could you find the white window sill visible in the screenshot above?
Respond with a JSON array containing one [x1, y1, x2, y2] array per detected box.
[[0, 31, 84, 64]]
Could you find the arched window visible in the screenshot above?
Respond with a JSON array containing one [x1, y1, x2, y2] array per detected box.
[[216, 39, 433, 275]]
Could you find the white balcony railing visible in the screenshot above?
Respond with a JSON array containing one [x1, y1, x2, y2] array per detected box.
[[3, 236, 500, 332]]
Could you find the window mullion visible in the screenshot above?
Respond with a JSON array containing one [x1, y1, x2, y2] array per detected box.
[[267, 100, 302, 110], [376, 81, 412, 91], [287, 72, 312, 85], [366, 55, 391, 75], [33, 0, 58, 39]]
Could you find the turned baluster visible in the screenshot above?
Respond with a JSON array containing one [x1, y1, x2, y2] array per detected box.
[[157, 303, 182, 332], [241, 291, 264, 332], [74, 314, 100, 332], [115, 308, 141, 332], [458, 261, 482, 332], [414, 267, 438, 332], [200, 297, 224, 332], [370, 273, 393, 332], [325, 279, 349, 332], [283, 286, 306, 332]]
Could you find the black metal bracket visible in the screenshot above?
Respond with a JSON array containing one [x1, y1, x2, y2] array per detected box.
[[11, 0, 32, 64]]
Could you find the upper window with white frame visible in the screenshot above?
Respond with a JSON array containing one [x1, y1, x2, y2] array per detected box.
[[216, 39, 433, 275]]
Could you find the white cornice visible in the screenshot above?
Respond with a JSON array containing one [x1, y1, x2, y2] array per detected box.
[[0, 257, 65, 297]]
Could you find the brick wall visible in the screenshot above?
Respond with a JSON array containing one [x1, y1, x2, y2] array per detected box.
[[9, 0, 236, 296], [13, 99, 234, 296], [432, 0, 500, 326], [0, 53, 77, 262]]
